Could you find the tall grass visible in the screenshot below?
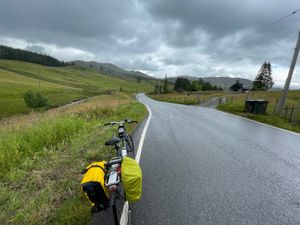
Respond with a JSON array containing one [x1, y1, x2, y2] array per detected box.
[[0, 93, 147, 225], [0, 117, 87, 179]]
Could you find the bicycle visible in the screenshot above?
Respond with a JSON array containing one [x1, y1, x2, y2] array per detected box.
[[104, 119, 137, 158], [92, 119, 138, 225]]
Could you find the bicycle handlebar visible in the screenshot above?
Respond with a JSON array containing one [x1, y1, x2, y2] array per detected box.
[[104, 119, 138, 126]]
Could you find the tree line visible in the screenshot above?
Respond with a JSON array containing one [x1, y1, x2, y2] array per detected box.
[[230, 62, 274, 91], [154, 76, 222, 94], [174, 77, 222, 92], [0, 45, 65, 67], [156, 60, 274, 94]]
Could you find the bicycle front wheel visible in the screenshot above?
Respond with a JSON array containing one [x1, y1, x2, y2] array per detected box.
[[125, 134, 134, 156]]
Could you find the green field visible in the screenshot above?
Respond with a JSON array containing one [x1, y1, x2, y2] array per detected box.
[[0, 60, 154, 118]]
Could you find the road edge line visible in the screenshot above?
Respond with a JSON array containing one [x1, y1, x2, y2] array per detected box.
[[120, 97, 152, 225], [135, 103, 152, 164], [120, 201, 129, 225]]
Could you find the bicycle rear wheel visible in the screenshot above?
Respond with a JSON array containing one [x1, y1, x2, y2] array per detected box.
[[91, 185, 125, 225]]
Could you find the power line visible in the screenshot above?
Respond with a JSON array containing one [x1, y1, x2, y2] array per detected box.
[[206, 8, 300, 61]]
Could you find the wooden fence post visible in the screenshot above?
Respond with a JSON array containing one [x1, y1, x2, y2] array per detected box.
[[289, 105, 295, 123], [284, 106, 289, 119], [273, 99, 278, 114], [197, 93, 200, 104]]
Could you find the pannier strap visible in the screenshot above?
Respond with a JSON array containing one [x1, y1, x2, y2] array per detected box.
[[81, 165, 105, 174]]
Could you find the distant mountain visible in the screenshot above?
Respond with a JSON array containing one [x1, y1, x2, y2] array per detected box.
[[71, 60, 155, 81], [168, 75, 252, 90]]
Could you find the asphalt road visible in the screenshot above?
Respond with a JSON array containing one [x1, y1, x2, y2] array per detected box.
[[132, 94, 300, 225]]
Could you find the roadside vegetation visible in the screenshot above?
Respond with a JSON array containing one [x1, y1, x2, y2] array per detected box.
[[217, 90, 300, 133], [149, 91, 225, 105], [149, 76, 224, 104], [0, 92, 147, 225], [0, 59, 154, 118]]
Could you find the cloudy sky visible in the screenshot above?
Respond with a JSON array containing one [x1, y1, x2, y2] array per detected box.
[[0, 0, 299, 87]]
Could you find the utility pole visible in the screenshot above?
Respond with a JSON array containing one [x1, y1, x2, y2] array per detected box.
[[275, 31, 300, 114]]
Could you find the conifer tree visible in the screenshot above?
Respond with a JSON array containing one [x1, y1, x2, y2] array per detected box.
[[252, 62, 274, 90], [163, 75, 169, 94]]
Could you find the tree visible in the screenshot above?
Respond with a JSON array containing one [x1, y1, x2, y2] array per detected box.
[[202, 81, 214, 91], [153, 84, 160, 94], [163, 75, 169, 93], [230, 80, 243, 92], [23, 91, 48, 108], [174, 77, 191, 92], [192, 78, 222, 91], [191, 78, 203, 91], [252, 62, 274, 90], [136, 77, 142, 83]]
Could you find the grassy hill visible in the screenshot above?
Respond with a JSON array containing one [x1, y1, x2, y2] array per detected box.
[[0, 59, 155, 118], [72, 60, 155, 81]]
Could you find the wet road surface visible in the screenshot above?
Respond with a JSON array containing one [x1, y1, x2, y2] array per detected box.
[[132, 94, 300, 225]]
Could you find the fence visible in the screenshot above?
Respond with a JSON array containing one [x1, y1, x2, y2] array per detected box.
[[283, 106, 300, 123]]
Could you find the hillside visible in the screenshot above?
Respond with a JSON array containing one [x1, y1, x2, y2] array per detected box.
[[0, 59, 154, 118], [72, 60, 155, 81], [0, 45, 64, 66], [168, 76, 252, 90]]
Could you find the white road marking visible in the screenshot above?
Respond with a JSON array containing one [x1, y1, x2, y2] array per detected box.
[[135, 103, 152, 164], [120, 96, 152, 225], [120, 201, 129, 225]]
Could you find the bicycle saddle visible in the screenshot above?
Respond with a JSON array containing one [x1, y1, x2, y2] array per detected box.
[[105, 137, 121, 146]]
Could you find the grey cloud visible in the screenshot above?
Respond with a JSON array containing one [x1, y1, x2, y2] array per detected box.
[[25, 45, 45, 54], [118, 57, 159, 71], [162, 57, 186, 66], [0, 0, 299, 85]]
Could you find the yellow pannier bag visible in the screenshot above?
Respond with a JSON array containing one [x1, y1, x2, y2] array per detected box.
[[80, 161, 109, 207], [121, 156, 142, 203]]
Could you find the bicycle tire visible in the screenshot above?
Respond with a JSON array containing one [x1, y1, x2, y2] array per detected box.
[[111, 192, 119, 225], [110, 183, 126, 225], [125, 134, 134, 155], [91, 187, 124, 225], [91, 205, 115, 225]]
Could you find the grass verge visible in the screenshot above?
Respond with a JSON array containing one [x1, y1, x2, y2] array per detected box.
[[217, 91, 300, 133], [0, 93, 147, 225]]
